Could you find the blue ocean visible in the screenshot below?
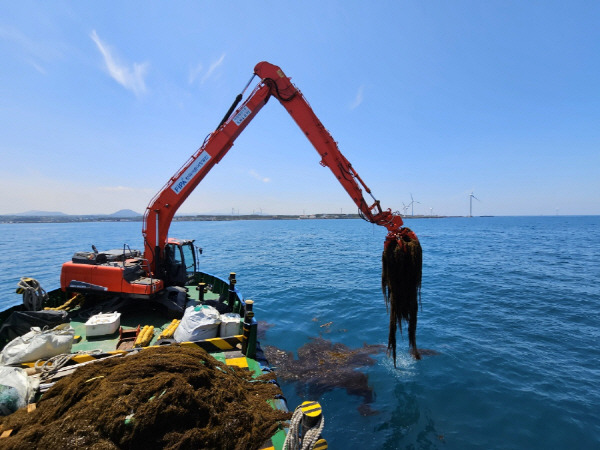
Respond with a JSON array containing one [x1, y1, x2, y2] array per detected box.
[[0, 216, 598, 449]]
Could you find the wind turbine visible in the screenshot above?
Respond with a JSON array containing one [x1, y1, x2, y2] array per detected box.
[[401, 202, 409, 216], [469, 192, 480, 217], [408, 193, 420, 217]]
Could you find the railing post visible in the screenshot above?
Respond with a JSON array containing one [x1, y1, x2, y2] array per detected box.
[[241, 311, 254, 356], [228, 272, 237, 306]]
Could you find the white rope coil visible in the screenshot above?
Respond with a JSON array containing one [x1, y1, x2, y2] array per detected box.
[[283, 403, 325, 450], [35, 353, 73, 381], [301, 413, 324, 450], [283, 405, 302, 450], [35, 349, 103, 381]]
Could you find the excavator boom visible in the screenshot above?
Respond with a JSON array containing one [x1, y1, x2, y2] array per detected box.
[[143, 62, 405, 274], [142, 79, 272, 274]]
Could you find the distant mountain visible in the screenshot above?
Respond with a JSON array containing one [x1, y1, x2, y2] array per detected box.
[[109, 209, 142, 217], [14, 210, 68, 216]]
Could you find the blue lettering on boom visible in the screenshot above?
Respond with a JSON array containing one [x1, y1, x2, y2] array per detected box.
[[171, 151, 211, 195]]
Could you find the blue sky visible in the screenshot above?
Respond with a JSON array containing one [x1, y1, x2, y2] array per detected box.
[[1, 1, 598, 216]]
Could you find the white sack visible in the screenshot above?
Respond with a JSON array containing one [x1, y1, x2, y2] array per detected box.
[[174, 305, 221, 342], [0, 323, 74, 365]]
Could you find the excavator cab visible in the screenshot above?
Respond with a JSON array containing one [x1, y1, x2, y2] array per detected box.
[[163, 239, 198, 287]]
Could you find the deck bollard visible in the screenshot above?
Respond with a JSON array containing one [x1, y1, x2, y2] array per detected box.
[[239, 299, 253, 334], [198, 282, 206, 302], [313, 438, 328, 449], [227, 277, 236, 305], [224, 272, 236, 305], [301, 401, 322, 432], [246, 314, 257, 359], [301, 401, 325, 447]]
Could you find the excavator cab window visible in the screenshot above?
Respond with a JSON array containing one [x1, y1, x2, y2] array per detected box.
[[163, 242, 196, 287], [181, 242, 196, 278], [164, 243, 186, 287]]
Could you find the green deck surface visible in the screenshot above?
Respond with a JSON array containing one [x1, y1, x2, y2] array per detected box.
[[69, 284, 223, 353], [70, 309, 172, 353], [71, 286, 239, 356]]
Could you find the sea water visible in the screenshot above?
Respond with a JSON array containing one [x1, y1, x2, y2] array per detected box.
[[0, 216, 598, 449]]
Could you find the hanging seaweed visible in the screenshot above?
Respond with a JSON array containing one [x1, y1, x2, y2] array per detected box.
[[382, 227, 422, 366]]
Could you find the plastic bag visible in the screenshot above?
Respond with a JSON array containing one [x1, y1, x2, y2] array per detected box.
[[0, 323, 75, 365]]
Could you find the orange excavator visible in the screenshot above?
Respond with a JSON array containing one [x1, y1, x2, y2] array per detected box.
[[60, 61, 422, 360]]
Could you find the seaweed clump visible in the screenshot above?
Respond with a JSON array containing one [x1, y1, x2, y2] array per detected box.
[[382, 228, 422, 365], [264, 337, 384, 416], [0, 346, 290, 450]]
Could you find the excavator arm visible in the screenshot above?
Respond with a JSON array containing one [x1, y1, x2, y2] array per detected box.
[[254, 62, 407, 234], [143, 61, 404, 273], [143, 62, 422, 363]]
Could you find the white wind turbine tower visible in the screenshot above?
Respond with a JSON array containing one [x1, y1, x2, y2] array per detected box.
[[408, 193, 420, 217], [401, 203, 409, 216], [469, 191, 480, 217]]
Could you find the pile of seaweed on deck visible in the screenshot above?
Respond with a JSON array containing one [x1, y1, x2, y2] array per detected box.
[[0, 346, 290, 449]]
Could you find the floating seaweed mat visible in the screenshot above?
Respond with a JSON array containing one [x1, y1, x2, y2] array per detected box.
[[0, 346, 291, 450], [264, 337, 384, 416], [382, 228, 422, 365]]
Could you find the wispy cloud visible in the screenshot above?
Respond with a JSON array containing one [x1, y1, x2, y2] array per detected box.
[[90, 30, 148, 96], [349, 85, 365, 110], [27, 59, 46, 74], [188, 62, 203, 85], [0, 25, 62, 73], [249, 169, 270, 183], [99, 185, 139, 192], [201, 54, 225, 84]]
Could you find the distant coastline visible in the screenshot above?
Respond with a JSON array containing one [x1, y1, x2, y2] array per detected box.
[[0, 213, 452, 224]]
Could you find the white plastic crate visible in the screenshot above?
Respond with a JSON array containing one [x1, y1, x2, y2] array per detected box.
[[85, 312, 121, 337]]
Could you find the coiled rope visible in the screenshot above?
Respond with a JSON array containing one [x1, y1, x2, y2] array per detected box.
[[17, 277, 48, 311], [283, 403, 325, 450], [35, 353, 73, 381], [35, 350, 103, 381]]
